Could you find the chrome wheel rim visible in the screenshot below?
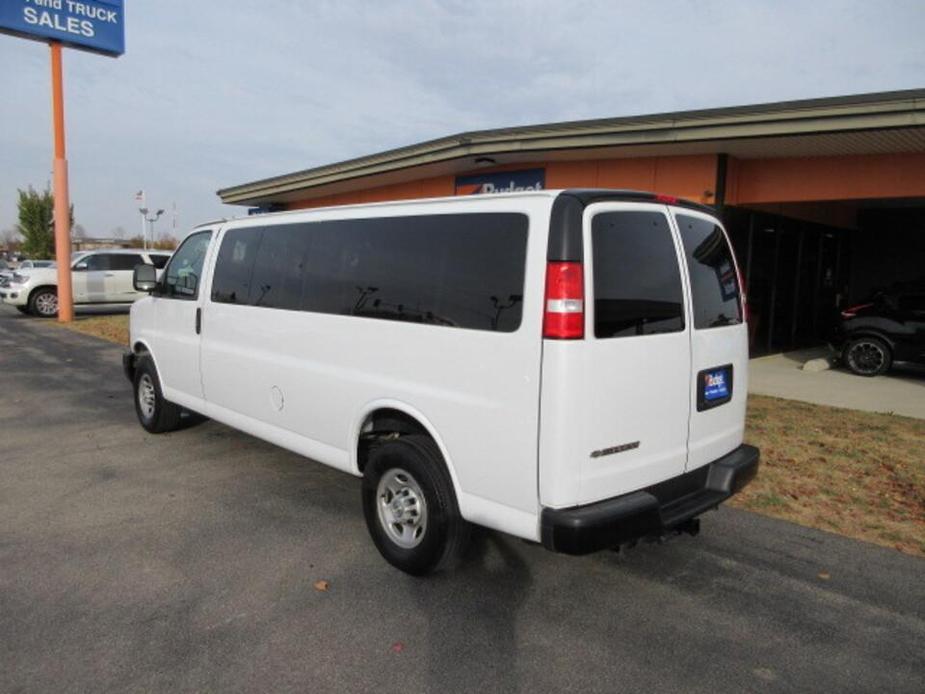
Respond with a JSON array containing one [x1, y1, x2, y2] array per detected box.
[[137, 374, 157, 420], [35, 292, 57, 316], [376, 468, 427, 549], [848, 341, 885, 375]]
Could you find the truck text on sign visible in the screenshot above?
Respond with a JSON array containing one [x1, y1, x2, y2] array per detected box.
[[0, 0, 124, 57]]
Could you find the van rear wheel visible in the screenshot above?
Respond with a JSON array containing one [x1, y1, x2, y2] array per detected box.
[[362, 435, 470, 575]]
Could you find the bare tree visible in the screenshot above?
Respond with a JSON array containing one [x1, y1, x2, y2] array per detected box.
[[1, 227, 22, 247]]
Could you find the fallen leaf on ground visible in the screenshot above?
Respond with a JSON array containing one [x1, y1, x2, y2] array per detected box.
[[391, 642, 404, 654], [817, 571, 831, 581], [313, 580, 329, 592]]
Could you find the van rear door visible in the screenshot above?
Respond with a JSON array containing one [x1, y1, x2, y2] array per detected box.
[[672, 210, 748, 470], [540, 203, 692, 507]]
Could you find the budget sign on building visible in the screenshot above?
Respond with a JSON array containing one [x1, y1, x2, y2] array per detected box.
[[455, 168, 545, 195], [0, 0, 124, 57]]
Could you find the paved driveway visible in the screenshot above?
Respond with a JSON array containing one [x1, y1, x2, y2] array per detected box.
[[1, 305, 923, 693], [749, 349, 925, 419]]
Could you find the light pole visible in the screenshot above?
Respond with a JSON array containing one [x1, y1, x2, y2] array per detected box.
[[138, 207, 164, 249]]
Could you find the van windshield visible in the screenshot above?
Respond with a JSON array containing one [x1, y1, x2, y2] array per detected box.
[[676, 215, 742, 329]]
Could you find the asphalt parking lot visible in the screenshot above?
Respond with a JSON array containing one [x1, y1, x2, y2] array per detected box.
[[1, 305, 924, 693]]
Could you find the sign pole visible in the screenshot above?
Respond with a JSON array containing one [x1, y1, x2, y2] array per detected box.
[[50, 40, 74, 323]]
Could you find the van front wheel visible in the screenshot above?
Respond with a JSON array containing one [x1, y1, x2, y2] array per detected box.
[[362, 435, 469, 575], [133, 356, 182, 433]]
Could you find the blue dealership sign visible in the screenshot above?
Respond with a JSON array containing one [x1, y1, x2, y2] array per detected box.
[[456, 168, 545, 195], [0, 0, 124, 57]]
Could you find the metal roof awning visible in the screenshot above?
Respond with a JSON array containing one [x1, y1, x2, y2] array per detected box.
[[218, 89, 925, 206]]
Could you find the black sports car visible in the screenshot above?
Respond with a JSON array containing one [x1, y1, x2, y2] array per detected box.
[[832, 282, 925, 376]]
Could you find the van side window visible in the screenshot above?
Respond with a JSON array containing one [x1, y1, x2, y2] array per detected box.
[[592, 211, 685, 338], [249, 226, 310, 310], [161, 231, 212, 299], [211, 214, 529, 332], [211, 230, 263, 304], [676, 215, 742, 328]]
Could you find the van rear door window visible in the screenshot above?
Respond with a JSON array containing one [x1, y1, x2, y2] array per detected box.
[[211, 213, 529, 332], [591, 211, 685, 338], [675, 215, 742, 329]]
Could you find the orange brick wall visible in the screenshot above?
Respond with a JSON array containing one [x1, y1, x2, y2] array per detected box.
[[286, 154, 719, 209], [544, 154, 717, 203], [288, 174, 456, 209], [283, 150, 925, 211], [728, 152, 925, 204]]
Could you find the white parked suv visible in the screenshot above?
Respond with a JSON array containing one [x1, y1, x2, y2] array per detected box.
[[124, 189, 759, 575], [0, 248, 171, 317]]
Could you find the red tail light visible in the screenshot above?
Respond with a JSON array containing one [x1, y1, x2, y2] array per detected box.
[[543, 262, 584, 339], [655, 194, 679, 204], [841, 303, 873, 319]]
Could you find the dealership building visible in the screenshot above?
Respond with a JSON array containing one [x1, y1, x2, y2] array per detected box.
[[219, 89, 925, 354]]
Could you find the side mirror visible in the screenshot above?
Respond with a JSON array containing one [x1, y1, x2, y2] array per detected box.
[[133, 264, 157, 292], [73, 261, 88, 271]]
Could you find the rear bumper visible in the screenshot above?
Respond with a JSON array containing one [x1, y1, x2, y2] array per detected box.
[[541, 444, 759, 555]]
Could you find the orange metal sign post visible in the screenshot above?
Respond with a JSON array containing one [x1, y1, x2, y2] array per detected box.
[[50, 41, 74, 323], [2, 2, 124, 322]]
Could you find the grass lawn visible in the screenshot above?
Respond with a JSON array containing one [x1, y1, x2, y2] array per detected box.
[[57, 313, 925, 557], [58, 313, 130, 347], [737, 395, 925, 558]]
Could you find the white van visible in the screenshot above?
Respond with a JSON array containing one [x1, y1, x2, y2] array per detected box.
[[124, 189, 759, 574]]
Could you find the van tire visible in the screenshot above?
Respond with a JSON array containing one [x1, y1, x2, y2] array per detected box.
[[362, 435, 470, 575], [133, 356, 182, 433]]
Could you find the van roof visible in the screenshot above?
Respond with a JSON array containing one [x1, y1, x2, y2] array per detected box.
[[218, 188, 717, 225]]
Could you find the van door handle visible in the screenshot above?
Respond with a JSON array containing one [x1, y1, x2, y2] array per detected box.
[[104, 273, 115, 277], [195, 307, 202, 335]]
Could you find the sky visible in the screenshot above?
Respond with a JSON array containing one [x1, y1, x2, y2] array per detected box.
[[1, 0, 923, 241]]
